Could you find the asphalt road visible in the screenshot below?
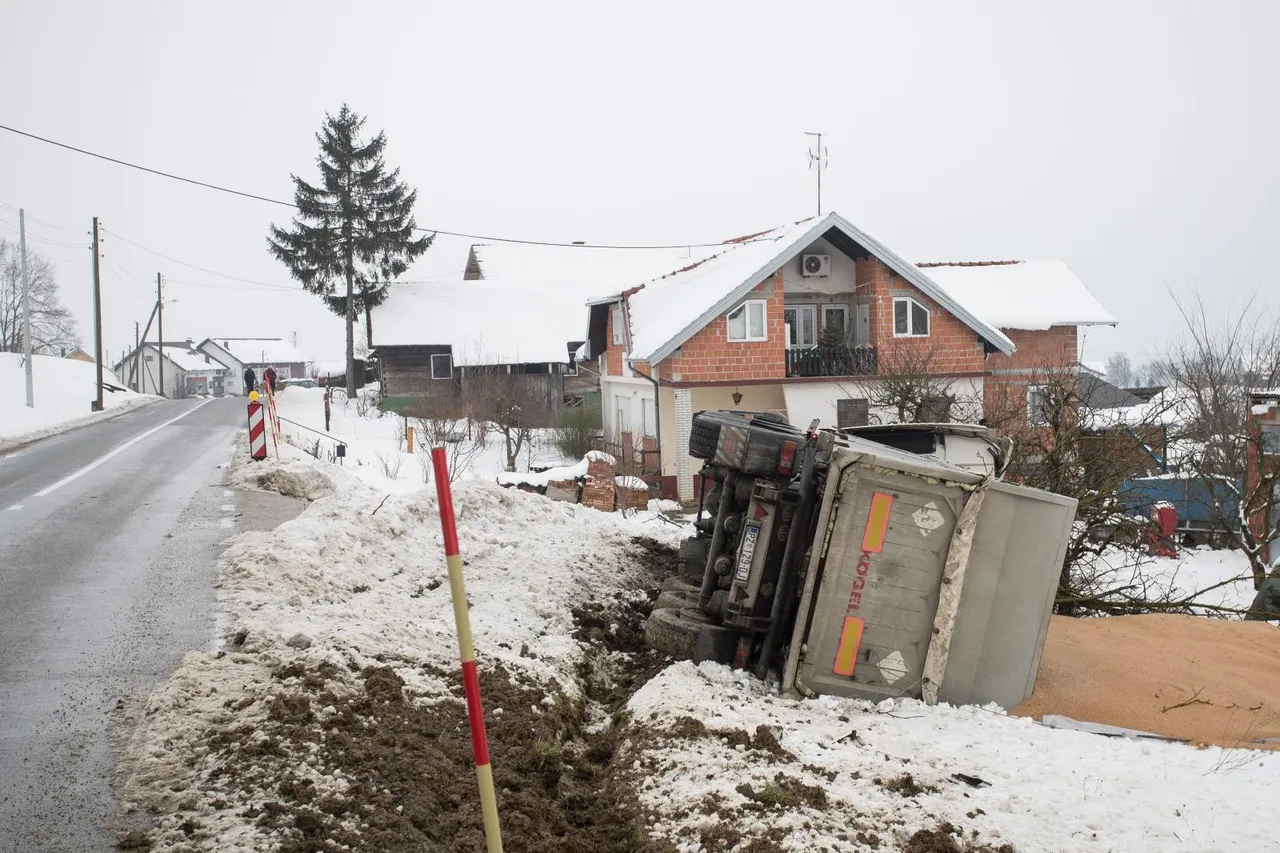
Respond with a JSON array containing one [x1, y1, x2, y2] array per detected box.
[[0, 397, 301, 851]]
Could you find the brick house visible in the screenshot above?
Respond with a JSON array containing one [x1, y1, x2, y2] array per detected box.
[[584, 213, 1115, 501]]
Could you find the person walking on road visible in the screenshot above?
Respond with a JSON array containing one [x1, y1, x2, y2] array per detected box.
[[243, 366, 256, 395], [264, 365, 278, 395]]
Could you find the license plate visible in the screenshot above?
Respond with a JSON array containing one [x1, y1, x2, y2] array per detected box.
[[735, 524, 761, 584]]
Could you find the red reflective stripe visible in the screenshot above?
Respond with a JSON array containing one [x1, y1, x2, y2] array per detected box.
[[432, 447, 460, 556], [249, 421, 264, 439], [461, 660, 491, 766]]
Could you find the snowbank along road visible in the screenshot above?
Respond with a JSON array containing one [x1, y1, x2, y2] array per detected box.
[[0, 397, 302, 851]]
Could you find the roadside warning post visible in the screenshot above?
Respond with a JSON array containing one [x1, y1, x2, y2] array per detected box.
[[431, 447, 503, 852], [247, 392, 267, 461]]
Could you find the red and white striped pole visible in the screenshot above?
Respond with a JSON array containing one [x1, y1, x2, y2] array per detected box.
[[247, 394, 267, 461], [431, 447, 503, 852]]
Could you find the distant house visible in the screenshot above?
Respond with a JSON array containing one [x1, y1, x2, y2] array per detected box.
[[370, 280, 597, 420], [195, 338, 309, 396], [583, 212, 1116, 500], [112, 342, 230, 397], [65, 348, 95, 363]]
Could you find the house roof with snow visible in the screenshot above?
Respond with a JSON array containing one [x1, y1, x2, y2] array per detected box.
[[465, 242, 722, 291], [372, 279, 597, 366], [610, 212, 1018, 363], [915, 260, 1116, 330], [197, 337, 308, 366]]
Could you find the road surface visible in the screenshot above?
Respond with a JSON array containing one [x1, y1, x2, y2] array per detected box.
[[0, 397, 301, 851]]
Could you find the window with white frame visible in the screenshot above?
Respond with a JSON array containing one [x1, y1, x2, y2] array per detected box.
[[431, 353, 453, 380], [892, 296, 930, 337], [611, 306, 625, 346], [783, 305, 817, 348], [727, 299, 767, 342], [642, 398, 657, 437]]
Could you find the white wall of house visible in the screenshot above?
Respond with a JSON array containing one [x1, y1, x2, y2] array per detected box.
[[601, 375, 657, 447], [779, 237, 857, 296], [120, 346, 187, 397], [781, 377, 985, 429]]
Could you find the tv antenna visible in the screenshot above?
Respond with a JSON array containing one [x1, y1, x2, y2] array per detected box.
[[805, 132, 828, 216]]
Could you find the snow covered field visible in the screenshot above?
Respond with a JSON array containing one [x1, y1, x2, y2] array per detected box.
[[0, 352, 152, 447], [271, 385, 578, 492], [118, 416, 1279, 852]]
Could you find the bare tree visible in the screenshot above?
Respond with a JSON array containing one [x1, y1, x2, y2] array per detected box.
[[0, 238, 80, 356], [462, 367, 543, 472], [413, 416, 484, 482], [1105, 352, 1133, 387], [1164, 293, 1280, 588], [855, 343, 981, 424], [981, 367, 1232, 615]]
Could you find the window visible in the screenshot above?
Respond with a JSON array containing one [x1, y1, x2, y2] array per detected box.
[[642, 398, 657, 437], [1262, 424, 1280, 455], [431, 353, 453, 380], [1027, 385, 1050, 426], [783, 305, 817, 347], [837, 398, 869, 428], [565, 359, 578, 376], [892, 296, 930, 337], [611, 306, 625, 346], [822, 305, 848, 340], [727, 299, 767, 342]]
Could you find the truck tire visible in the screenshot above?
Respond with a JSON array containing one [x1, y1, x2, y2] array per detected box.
[[660, 577, 700, 593], [654, 589, 700, 611], [681, 537, 711, 576], [645, 607, 740, 664]]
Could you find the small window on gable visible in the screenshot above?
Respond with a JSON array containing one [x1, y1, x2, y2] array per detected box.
[[893, 297, 930, 337], [431, 353, 453, 380], [611, 306, 625, 346], [727, 299, 767, 342]]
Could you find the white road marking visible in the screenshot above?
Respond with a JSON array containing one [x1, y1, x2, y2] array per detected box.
[[220, 504, 236, 512], [222, 490, 233, 497], [33, 400, 213, 498], [220, 517, 235, 529], [1, 450, 26, 461], [6, 504, 23, 511]]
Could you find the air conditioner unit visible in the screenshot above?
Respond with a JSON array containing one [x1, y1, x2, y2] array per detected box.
[[801, 254, 831, 277]]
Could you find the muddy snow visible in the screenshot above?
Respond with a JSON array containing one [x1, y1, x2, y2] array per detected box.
[[117, 442, 1280, 853]]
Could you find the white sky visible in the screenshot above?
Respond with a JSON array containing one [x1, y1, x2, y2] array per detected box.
[[2, 0, 1276, 368]]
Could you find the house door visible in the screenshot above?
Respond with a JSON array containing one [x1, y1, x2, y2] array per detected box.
[[855, 302, 871, 346], [783, 305, 817, 348]]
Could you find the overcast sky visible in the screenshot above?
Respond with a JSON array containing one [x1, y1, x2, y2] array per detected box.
[[2, 0, 1276, 371]]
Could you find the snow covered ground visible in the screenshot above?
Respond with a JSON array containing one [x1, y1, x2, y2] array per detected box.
[[120, 429, 1278, 852], [1079, 544, 1260, 614], [271, 385, 578, 493], [627, 663, 1278, 853], [0, 352, 153, 448]]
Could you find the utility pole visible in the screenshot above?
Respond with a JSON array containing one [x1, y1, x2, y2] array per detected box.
[[157, 273, 164, 397], [91, 217, 104, 411], [805, 132, 828, 216], [19, 209, 33, 408], [134, 321, 140, 392]]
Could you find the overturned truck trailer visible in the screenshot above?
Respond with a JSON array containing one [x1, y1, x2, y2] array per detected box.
[[647, 411, 1076, 709]]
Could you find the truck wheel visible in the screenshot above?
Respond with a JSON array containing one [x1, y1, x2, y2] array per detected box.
[[654, 589, 700, 611], [646, 608, 740, 664], [660, 577, 700, 593]]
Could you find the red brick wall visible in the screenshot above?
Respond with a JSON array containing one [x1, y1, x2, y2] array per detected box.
[[604, 305, 626, 376], [655, 273, 787, 383], [858, 258, 986, 375], [983, 326, 1080, 427]]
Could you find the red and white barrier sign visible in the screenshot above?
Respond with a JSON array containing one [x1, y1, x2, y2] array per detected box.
[[248, 401, 267, 461]]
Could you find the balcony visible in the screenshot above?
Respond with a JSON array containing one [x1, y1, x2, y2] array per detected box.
[[785, 345, 878, 378]]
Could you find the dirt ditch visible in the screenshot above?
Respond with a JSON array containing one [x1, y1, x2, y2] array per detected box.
[[131, 537, 683, 853]]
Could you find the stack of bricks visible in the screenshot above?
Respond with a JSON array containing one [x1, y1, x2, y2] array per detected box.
[[544, 479, 580, 503], [614, 475, 650, 512], [580, 451, 618, 511]]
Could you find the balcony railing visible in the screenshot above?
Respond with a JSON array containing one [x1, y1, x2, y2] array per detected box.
[[785, 345, 878, 378]]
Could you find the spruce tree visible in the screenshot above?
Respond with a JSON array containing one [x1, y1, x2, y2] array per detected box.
[[268, 105, 432, 395]]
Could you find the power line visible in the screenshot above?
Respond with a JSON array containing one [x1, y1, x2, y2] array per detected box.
[[0, 199, 84, 233], [0, 121, 771, 250]]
